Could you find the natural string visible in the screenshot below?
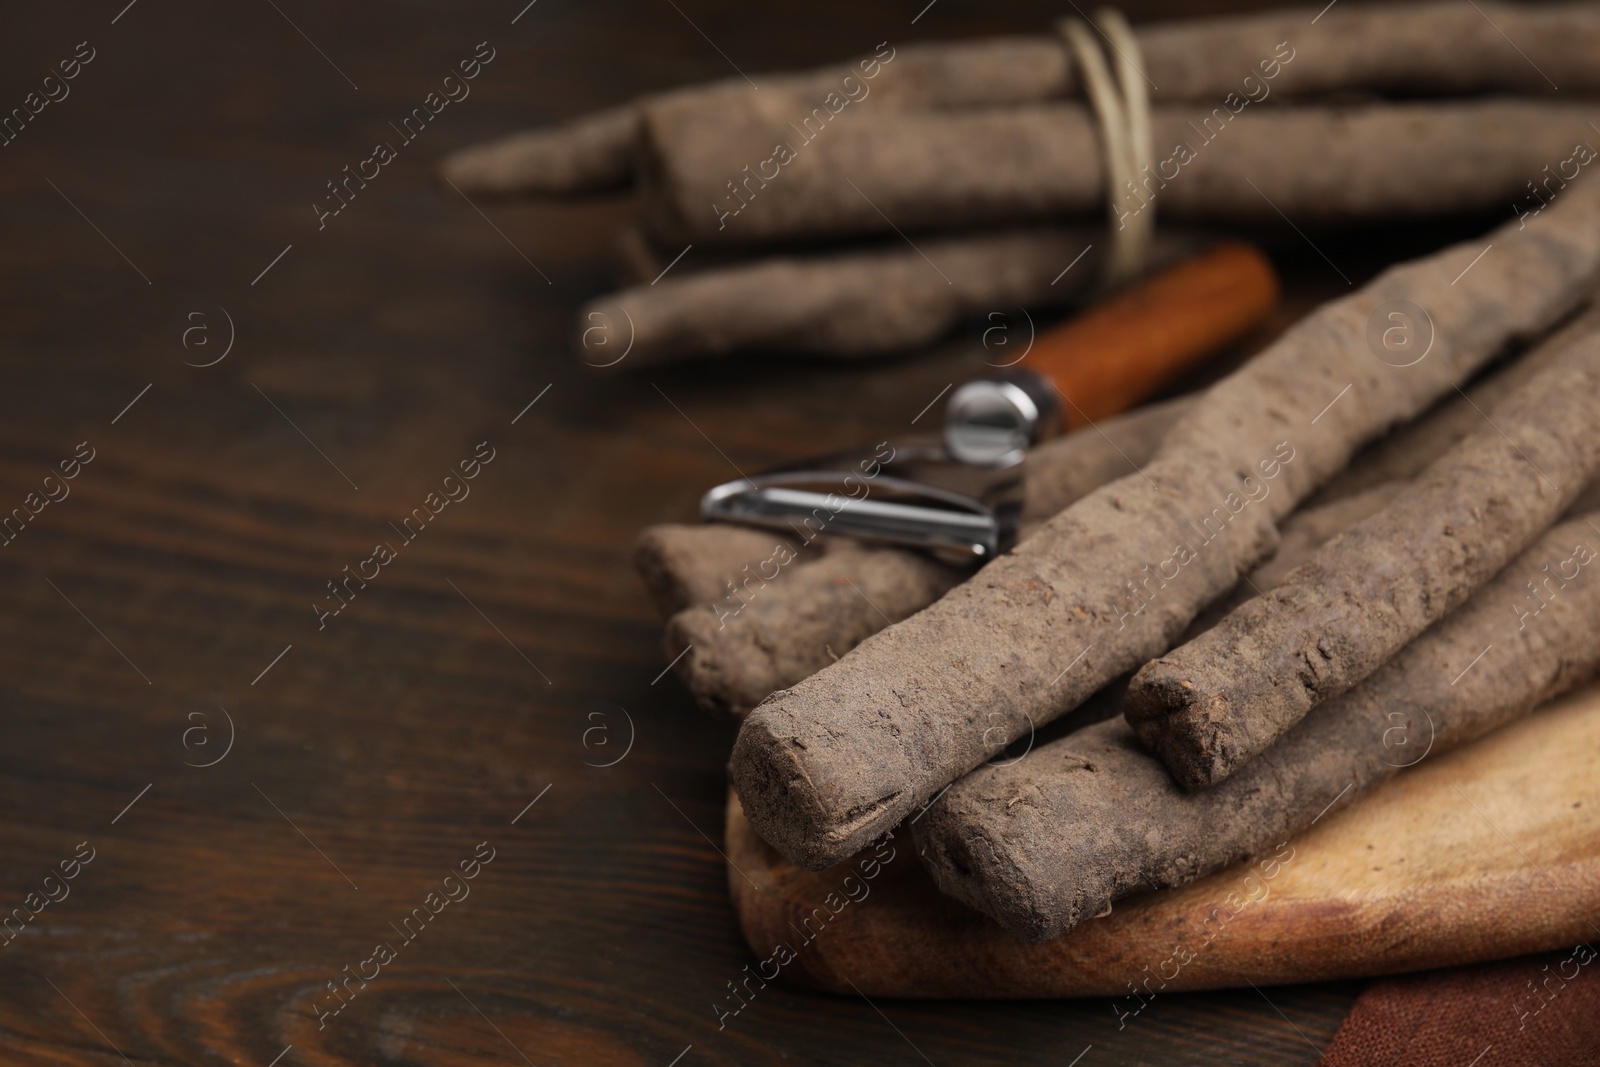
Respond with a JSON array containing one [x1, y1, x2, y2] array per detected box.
[[1060, 9, 1154, 289]]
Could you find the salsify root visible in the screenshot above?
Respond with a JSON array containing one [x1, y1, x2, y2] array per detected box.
[[730, 182, 1600, 871], [440, 3, 1599, 197], [915, 511, 1600, 941], [1124, 322, 1600, 789], [647, 398, 1189, 713]]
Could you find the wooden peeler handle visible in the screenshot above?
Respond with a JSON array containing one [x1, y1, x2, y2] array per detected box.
[[1029, 242, 1279, 428]]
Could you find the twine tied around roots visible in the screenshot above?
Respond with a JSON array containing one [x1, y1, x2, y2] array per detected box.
[[1060, 9, 1154, 289]]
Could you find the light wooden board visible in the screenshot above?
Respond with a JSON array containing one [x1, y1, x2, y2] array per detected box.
[[726, 683, 1600, 997]]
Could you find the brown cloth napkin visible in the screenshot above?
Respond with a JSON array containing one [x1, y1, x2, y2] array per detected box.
[[1322, 944, 1600, 1066]]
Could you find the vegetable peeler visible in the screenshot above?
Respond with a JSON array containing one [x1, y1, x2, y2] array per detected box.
[[702, 242, 1279, 563]]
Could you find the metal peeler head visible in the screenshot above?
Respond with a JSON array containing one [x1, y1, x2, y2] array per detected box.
[[699, 441, 1023, 565]]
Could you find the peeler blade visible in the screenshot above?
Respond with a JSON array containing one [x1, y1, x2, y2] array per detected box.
[[700, 471, 1012, 562]]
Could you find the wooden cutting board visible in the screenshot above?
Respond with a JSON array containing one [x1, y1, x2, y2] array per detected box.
[[725, 683, 1600, 997]]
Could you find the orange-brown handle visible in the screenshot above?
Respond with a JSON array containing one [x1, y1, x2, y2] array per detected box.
[[1026, 242, 1280, 427]]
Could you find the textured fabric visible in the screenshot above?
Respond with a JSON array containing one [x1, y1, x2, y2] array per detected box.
[[1323, 947, 1600, 1066]]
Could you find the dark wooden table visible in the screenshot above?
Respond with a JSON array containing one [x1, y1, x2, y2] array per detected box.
[[0, 1, 1497, 1063]]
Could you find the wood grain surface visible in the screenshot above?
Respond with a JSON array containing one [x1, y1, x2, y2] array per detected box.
[[727, 683, 1600, 999], [0, 1, 1527, 1064]]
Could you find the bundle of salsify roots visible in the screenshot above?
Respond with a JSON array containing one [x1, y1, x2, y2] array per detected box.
[[634, 161, 1600, 941], [442, 2, 1600, 368]]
